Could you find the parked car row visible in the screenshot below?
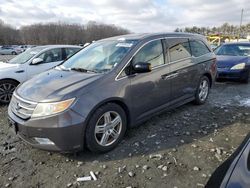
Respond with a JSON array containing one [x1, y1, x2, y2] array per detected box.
[[0, 46, 23, 55], [1, 33, 250, 187]]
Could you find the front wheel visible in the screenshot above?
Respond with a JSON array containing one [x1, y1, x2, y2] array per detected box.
[[11, 51, 17, 55], [85, 103, 127, 153], [0, 80, 18, 104], [193, 76, 210, 105], [241, 71, 249, 84]]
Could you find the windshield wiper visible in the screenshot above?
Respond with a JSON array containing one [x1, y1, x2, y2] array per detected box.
[[71, 67, 98, 73]]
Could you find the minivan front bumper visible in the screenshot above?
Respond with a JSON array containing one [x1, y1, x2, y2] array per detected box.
[[8, 107, 86, 152]]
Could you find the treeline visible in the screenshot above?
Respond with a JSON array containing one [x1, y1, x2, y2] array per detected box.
[[0, 20, 130, 45], [175, 22, 250, 37]]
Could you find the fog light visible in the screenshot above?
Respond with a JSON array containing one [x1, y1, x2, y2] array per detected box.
[[34, 137, 55, 145]]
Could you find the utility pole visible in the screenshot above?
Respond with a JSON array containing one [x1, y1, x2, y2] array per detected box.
[[238, 9, 244, 41]]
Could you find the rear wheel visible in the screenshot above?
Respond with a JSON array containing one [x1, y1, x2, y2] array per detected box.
[[11, 51, 17, 55], [85, 103, 127, 153], [193, 76, 210, 105], [0, 80, 18, 104]]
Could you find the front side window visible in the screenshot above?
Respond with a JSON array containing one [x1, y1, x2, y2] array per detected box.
[[167, 38, 191, 62], [63, 40, 137, 73], [190, 40, 211, 57], [132, 40, 164, 67], [38, 48, 63, 63]]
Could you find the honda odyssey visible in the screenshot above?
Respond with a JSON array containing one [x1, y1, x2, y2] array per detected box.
[[8, 33, 217, 153]]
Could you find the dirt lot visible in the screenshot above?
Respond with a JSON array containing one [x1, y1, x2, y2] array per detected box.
[[0, 55, 250, 188]]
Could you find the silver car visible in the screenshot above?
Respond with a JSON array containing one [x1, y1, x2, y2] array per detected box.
[[0, 46, 22, 55]]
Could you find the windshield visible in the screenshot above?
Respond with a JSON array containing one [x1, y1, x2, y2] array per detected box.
[[215, 44, 250, 56], [8, 46, 46, 64], [62, 40, 138, 73]]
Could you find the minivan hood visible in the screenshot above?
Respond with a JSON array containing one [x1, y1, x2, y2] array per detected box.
[[216, 55, 249, 68], [16, 69, 102, 102]]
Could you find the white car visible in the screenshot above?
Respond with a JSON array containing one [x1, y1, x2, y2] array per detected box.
[[0, 45, 81, 104]]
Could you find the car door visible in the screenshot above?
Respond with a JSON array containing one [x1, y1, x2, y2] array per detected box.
[[1, 47, 9, 55], [165, 38, 198, 101], [26, 48, 64, 79], [128, 39, 171, 121]]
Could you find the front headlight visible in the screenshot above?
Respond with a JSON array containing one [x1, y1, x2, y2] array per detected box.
[[231, 63, 246, 70], [32, 98, 75, 118]]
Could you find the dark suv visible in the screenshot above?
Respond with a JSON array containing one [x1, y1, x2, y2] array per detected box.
[[8, 33, 217, 153]]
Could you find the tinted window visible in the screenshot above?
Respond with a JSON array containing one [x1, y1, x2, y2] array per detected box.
[[132, 40, 164, 67], [168, 39, 191, 62], [38, 48, 63, 63], [65, 48, 80, 59], [190, 40, 210, 57]]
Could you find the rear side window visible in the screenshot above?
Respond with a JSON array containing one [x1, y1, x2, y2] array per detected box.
[[190, 40, 210, 57], [38, 48, 63, 63], [65, 48, 80, 59], [132, 39, 164, 68], [167, 38, 191, 62]]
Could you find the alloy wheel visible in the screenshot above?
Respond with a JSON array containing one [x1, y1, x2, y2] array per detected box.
[[198, 79, 209, 102], [94, 111, 122, 147], [0, 83, 16, 103]]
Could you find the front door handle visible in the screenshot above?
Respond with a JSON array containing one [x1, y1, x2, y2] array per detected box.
[[161, 73, 179, 80], [15, 70, 25, 73]]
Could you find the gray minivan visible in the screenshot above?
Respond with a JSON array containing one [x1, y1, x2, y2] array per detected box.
[[8, 33, 217, 153]]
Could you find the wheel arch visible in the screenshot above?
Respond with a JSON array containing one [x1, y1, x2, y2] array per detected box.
[[85, 97, 131, 128], [203, 72, 212, 87], [0, 78, 20, 85]]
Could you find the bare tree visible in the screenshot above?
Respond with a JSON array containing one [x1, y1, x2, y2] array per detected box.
[[0, 20, 130, 45]]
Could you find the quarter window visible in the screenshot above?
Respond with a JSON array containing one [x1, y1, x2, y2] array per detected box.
[[132, 40, 164, 68], [65, 48, 80, 59], [168, 40, 191, 62], [190, 40, 210, 57], [38, 48, 63, 63]]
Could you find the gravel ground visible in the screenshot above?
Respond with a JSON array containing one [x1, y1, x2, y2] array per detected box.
[[0, 55, 250, 188]]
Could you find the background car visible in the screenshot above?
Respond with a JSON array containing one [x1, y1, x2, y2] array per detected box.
[[206, 133, 250, 188], [0, 46, 22, 55], [0, 45, 81, 104], [18, 45, 36, 52], [215, 42, 250, 83]]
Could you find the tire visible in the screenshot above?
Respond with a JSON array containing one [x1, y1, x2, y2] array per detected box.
[[85, 103, 127, 153], [241, 71, 249, 84], [193, 76, 210, 105], [11, 51, 17, 55], [0, 80, 18, 104]]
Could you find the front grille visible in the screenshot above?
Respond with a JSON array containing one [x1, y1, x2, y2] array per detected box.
[[10, 93, 37, 120]]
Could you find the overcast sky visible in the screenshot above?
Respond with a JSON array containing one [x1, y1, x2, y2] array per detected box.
[[0, 0, 249, 32]]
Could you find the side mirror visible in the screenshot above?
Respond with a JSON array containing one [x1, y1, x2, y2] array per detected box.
[[133, 62, 152, 73], [32, 58, 43, 65]]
